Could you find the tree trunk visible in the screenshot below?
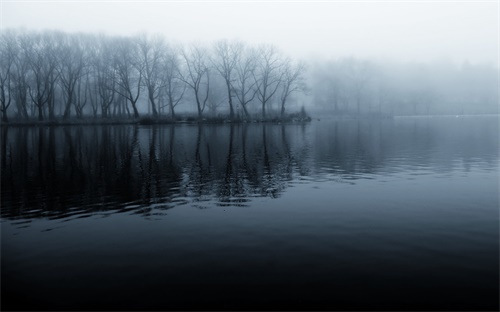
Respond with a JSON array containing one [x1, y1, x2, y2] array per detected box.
[[227, 82, 234, 120], [102, 104, 108, 118], [124, 101, 131, 118], [195, 93, 202, 120], [63, 94, 72, 119], [1, 110, 8, 123], [130, 101, 139, 118], [280, 99, 286, 119], [38, 104, 44, 121], [169, 97, 176, 119], [76, 107, 83, 119], [17, 95, 29, 119], [149, 93, 158, 117], [241, 104, 249, 119], [48, 92, 55, 121]]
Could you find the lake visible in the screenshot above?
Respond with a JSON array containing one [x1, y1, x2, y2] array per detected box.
[[1, 116, 499, 310]]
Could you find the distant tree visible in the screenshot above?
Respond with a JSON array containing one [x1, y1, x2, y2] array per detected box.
[[139, 35, 166, 117], [327, 60, 347, 113], [279, 59, 307, 118], [24, 32, 59, 121], [206, 75, 227, 117], [11, 32, 31, 119], [343, 57, 372, 115], [113, 36, 143, 118], [85, 69, 99, 118], [253, 45, 283, 119], [0, 31, 16, 122], [212, 40, 242, 120], [73, 66, 89, 119], [233, 45, 258, 119], [55, 32, 86, 120], [179, 44, 210, 119], [162, 47, 186, 118], [42, 33, 60, 120], [92, 35, 116, 118]]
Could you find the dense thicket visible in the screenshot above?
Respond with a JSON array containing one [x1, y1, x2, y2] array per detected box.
[[0, 29, 497, 123]]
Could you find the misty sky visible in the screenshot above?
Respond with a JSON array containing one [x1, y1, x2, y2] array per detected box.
[[2, 1, 498, 64]]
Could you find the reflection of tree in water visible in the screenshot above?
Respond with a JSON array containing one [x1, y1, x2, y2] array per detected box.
[[1, 123, 311, 219], [2, 117, 496, 220], [184, 124, 303, 207]]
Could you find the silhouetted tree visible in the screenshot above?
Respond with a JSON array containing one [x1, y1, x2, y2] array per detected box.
[[253, 45, 283, 119], [92, 36, 116, 118], [56, 32, 86, 120], [113, 36, 143, 118], [0, 31, 16, 122], [233, 45, 258, 119], [162, 46, 185, 118], [139, 35, 166, 117], [279, 59, 307, 118], [212, 40, 242, 120], [24, 32, 59, 121], [180, 44, 210, 119]]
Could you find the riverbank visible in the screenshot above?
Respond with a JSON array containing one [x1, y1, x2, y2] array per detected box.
[[1, 115, 313, 127]]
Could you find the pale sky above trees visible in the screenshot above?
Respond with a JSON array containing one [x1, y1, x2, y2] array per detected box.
[[2, 1, 498, 65]]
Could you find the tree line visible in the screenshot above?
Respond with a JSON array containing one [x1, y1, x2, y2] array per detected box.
[[0, 30, 307, 123], [310, 57, 498, 116], [1, 29, 498, 123]]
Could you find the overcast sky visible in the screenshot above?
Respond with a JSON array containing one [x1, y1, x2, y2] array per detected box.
[[2, 1, 498, 64]]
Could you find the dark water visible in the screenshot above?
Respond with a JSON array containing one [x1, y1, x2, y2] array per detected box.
[[1, 116, 499, 310]]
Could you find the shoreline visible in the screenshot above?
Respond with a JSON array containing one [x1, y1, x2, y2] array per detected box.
[[0, 116, 313, 127]]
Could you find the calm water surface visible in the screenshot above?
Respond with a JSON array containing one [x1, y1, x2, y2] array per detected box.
[[1, 116, 499, 310]]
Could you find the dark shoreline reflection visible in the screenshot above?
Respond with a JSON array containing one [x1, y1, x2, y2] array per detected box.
[[1, 116, 498, 221], [1, 123, 312, 220]]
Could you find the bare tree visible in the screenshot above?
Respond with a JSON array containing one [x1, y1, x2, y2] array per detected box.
[[162, 47, 186, 118], [55, 32, 86, 120], [253, 45, 283, 119], [179, 44, 210, 119], [8, 32, 30, 119], [139, 35, 166, 117], [86, 69, 99, 118], [327, 61, 346, 113], [91, 35, 116, 118], [212, 40, 242, 120], [279, 59, 307, 118], [73, 66, 89, 118], [0, 31, 16, 122], [233, 45, 258, 119], [343, 57, 372, 115], [206, 75, 226, 117], [113, 36, 143, 118], [310, 59, 346, 113], [24, 32, 59, 121]]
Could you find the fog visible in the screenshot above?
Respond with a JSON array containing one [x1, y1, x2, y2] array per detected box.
[[4, 1, 497, 64], [2, 1, 498, 122]]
